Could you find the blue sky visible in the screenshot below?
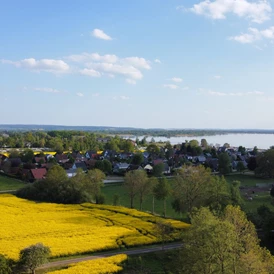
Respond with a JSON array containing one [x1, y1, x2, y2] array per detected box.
[[1, 0, 274, 129]]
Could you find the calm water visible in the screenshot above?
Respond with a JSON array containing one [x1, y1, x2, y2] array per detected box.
[[128, 134, 274, 149]]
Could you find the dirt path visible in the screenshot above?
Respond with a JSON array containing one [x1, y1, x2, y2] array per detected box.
[[38, 242, 183, 270]]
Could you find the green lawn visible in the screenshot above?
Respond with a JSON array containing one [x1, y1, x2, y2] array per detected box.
[[0, 175, 26, 191], [102, 182, 184, 219], [225, 173, 273, 187], [102, 174, 274, 218], [224, 174, 274, 213]]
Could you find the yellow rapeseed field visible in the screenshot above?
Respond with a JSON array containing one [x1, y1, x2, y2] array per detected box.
[[48, 254, 127, 274], [0, 194, 189, 260]]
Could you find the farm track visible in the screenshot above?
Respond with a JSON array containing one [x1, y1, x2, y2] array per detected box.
[[38, 242, 183, 270]]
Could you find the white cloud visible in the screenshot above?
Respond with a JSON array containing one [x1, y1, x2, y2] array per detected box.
[[206, 90, 264, 96], [214, 75, 222, 79], [122, 57, 151, 70], [66, 52, 151, 82], [126, 79, 137, 85], [67, 53, 118, 63], [92, 93, 100, 97], [1, 58, 70, 73], [91, 28, 112, 40], [88, 62, 143, 80], [171, 77, 183, 83], [154, 59, 161, 64], [34, 87, 64, 93], [76, 92, 84, 97], [164, 84, 179, 90], [80, 68, 101, 77], [230, 26, 274, 43], [120, 95, 130, 100], [190, 0, 272, 23]]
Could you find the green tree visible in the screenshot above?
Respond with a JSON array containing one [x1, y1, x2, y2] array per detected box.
[[173, 165, 214, 214], [9, 149, 20, 158], [236, 161, 246, 172], [148, 177, 158, 214], [135, 171, 151, 210], [201, 138, 208, 148], [255, 149, 274, 178], [46, 165, 67, 183], [0, 255, 11, 274], [152, 162, 165, 177], [153, 221, 173, 250], [218, 152, 231, 175], [176, 206, 274, 274], [153, 177, 170, 217], [84, 169, 105, 203], [146, 144, 160, 158], [229, 180, 244, 207], [238, 146, 246, 155], [20, 149, 34, 163], [19, 243, 51, 274], [124, 170, 147, 209], [131, 153, 144, 165]]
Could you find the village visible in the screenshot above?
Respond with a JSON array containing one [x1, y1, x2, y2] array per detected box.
[[0, 133, 260, 182]]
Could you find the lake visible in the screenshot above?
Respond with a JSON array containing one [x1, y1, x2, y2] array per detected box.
[[127, 134, 274, 149]]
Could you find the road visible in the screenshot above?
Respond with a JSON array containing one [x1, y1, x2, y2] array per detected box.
[[38, 242, 183, 270]]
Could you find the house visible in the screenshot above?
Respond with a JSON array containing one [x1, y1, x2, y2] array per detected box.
[[126, 164, 143, 172], [152, 159, 164, 166], [194, 155, 206, 164], [85, 150, 97, 159], [163, 163, 171, 175], [206, 158, 219, 172], [72, 161, 87, 172], [34, 157, 46, 165], [55, 154, 69, 164], [30, 168, 47, 181], [113, 163, 130, 174], [144, 164, 153, 172], [66, 168, 77, 178]]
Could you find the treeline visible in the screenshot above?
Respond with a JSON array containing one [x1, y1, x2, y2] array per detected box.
[[0, 131, 136, 153], [16, 166, 106, 204]]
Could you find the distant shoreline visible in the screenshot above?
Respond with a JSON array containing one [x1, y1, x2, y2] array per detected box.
[[1, 124, 274, 137]]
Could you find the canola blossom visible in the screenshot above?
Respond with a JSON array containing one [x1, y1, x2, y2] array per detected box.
[[0, 194, 189, 260], [48, 254, 127, 274]]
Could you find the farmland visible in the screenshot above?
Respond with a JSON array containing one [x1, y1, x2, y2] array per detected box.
[[0, 194, 189, 260], [48, 254, 127, 274]]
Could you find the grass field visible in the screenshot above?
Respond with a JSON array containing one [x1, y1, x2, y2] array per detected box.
[[225, 173, 273, 187], [0, 194, 189, 260], [102, 174, 274, 217], [0, 175, 25, 191], [102, 181, 183, 219]]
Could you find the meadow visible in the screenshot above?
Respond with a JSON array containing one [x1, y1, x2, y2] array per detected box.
[[0, 195, 189, 260], [0, 175, 25, 191]]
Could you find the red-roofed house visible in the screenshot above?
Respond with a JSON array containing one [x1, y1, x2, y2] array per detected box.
[[30, 168, 47, 181]]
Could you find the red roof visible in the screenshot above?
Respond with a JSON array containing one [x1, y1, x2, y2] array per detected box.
[[30, 168, 47, 180]]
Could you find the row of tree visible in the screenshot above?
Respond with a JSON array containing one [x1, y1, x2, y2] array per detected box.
[[124, 165, 243, 217], [16, 166, 105, 204]]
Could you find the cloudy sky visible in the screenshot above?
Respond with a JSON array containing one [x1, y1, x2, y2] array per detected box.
[[1, 0, 274, 129]]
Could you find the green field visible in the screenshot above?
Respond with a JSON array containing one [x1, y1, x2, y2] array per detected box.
[[225, 173, 273, 187], [102, 181, 183, 219], [102, 174, 274, 218], [0, 175, 26, 191]]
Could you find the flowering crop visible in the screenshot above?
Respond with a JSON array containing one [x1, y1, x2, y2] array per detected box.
[[0, 194, 189, 260], [48, 254, 127, 274]]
